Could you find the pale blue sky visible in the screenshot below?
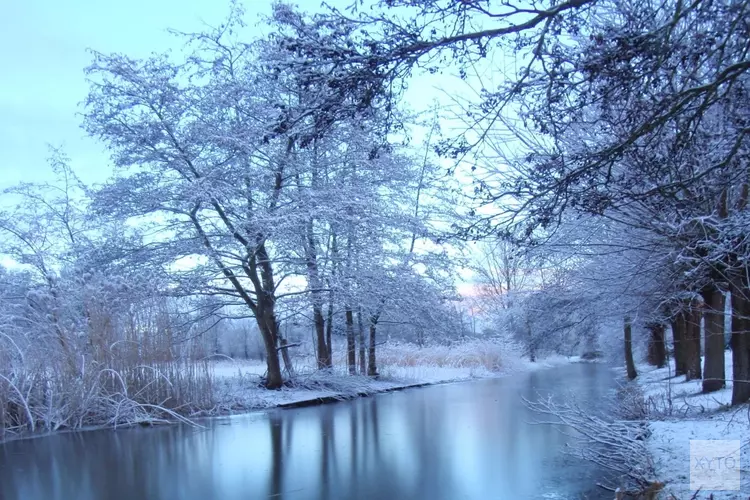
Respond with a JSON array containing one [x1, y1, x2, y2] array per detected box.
[[1, 0, 468, 190], [0, 0, 479, 279], [0, 0, 274, 188]]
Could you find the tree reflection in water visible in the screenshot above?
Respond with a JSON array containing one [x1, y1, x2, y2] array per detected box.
[[1, 363, 616, 500]]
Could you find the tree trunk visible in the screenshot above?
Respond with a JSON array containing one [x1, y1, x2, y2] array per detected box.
[[277, 323, 295, 379], [257, 337, 265, 363], [368, 316, 378, 377], [624, 316, 637, 380], [682, 302, 702, 381], [526, 316, 536, 362], [730, 276, 750, 405], [345, 307, 356, 375], [297, 151, 332, 370], [188, 200, 284, 387], [244, 328, 250, 360], [357, 309, 366, 375], [671, 317, 687, 376], [701, 284, 725, 392], [313, 307, 330, 369], [302, 227, 330, 370], [325, 297, 334, 366], [258, 303, 283, 389], [325, 229, 338, 367], [254, 239, 284, 389], [280, 340, 294, 378], [646, 323, 666, 368]]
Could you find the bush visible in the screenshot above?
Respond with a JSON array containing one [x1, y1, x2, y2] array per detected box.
[[0, 347, 215, 440], [0, 292, 216, 440]]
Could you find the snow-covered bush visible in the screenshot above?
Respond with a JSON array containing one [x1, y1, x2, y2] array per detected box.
[[0, 268, 216, 439]]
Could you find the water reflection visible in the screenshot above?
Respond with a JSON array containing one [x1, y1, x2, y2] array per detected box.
[[1, 363, 615, 500]]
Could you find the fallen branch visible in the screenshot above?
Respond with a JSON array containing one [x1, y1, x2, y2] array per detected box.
[[277, 342, 302, 351], [524, 395, 656, 491]]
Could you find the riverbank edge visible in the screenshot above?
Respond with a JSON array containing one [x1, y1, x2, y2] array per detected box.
[[275, 381, 434, 409], [0, 375, 480, 444], [630, 351, 749, 499], [627, 367, 690, 499], [0, 356, 584, 444], [214, 354, 588, 413]]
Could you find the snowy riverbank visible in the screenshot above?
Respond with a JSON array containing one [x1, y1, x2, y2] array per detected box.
[[635, 351, 750, 498], [209, 349, 581, 413], [0, 339, 581, 443]]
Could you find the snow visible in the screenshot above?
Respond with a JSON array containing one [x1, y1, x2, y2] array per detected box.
[[637, 353, 734, 417], [213, 371, 415, 410], [208, 348, 583, 414], [635, 351, 750, 498], [211, 359, 270, 379]]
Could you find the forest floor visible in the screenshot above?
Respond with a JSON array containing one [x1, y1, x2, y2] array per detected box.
[[635, 351, 750, 499], [208, 343, 579, 412]]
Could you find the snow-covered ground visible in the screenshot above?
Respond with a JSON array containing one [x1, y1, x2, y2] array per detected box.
[[207, 346, 582, 413], [635, 351, 750, 498]]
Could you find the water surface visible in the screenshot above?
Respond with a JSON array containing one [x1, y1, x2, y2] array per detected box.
[[1, 362, 616, 500]]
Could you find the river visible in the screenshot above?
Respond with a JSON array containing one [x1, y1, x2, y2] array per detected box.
[[0, 362, 617, 500]]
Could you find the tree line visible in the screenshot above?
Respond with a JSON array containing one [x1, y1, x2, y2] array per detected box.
[[0, 5, 469, 434], [270, 0, 750, 404], [2, 0, 749, 436]]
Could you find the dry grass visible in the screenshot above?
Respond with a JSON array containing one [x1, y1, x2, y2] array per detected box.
[[1, 325, 524, 440], [378, 339, 508, 372], [0, 356, 216, 440], [0, 304, 216, 441]]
